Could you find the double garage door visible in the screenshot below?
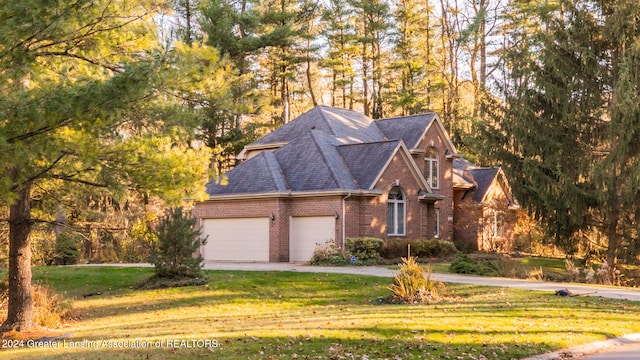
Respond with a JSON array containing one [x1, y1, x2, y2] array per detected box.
[[201, 216, 335, 263]]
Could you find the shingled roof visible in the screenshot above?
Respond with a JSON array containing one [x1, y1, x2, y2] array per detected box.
[[453, 158, 500, 203], [253, 106, 386, 146], [207, 106, 446, 197], [376, 113, 436, 149]]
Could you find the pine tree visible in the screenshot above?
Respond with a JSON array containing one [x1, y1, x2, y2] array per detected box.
[[0, 0, 213, 332], [151, 207, 207, 277], [479, 0, 640, 269]]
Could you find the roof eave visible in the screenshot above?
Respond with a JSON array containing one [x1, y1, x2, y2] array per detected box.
[[419, 193, 445, 201], [202, 189, 382, 201], [453, 183, 475, 190]]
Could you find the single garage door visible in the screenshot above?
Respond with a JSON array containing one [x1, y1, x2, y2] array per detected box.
[[202, 218, 270, 262], [289, 216, 336, 263]]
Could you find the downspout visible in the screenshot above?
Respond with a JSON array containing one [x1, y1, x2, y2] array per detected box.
[[341, 193, 352, 249]]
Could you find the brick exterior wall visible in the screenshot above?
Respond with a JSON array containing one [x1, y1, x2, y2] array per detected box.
[[452, 183, 517, 252], [453, 189, 482, 251], [365, 151, 437, 242], [192, 149, 441, 263], [412, 123, 455, 241]]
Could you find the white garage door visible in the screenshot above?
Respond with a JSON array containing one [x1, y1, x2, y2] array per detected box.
[[290, 216, 336, 263], [202, 218, 270, 262]]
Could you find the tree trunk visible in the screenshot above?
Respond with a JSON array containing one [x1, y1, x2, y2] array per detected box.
[[1, 180, 34, 332]]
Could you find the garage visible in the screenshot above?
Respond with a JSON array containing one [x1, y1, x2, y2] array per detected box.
[[289, 216, 337, 263], [201, 218, 270, 262]]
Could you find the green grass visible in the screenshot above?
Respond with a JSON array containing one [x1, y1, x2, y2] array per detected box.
[[518, 256, 567, 272], [2, 266, 640, 359]]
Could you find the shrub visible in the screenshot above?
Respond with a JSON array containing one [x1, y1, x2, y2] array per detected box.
[[53, 231, 81, 265], [309, 241, 351, 266], [381, 239, 459, 260], [345, 237, 383, 264], [389, 256, 446, 304], [411, 239, 459, 258], [0, 280, 72, 328], [449, 253, 499, 276], [32, 285, 73, 328], [150, 207, 206, 278], [380, 240, 412, 259]]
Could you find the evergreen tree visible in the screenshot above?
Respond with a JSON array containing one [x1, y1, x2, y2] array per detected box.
[[321, 0, 358, 109], [0, 0, 213, 332], [479, 0, 640, 269], [151, 207, 207, 277]]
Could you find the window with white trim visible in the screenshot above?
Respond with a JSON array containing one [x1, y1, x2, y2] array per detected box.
[[425, 147, 439, 188], [387, 187, 406, 236], [488, 210, 504, 238]]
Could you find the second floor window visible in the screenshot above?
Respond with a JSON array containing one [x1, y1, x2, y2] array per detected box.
[[425, 147, 439, 188]]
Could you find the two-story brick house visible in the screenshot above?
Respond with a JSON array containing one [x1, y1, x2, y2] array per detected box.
[[192, 106, 516, 262]]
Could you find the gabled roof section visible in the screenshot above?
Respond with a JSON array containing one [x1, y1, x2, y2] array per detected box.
[[453, 158, 501, 203], [253, 105, 386, 147], [206, 151, 287, 195], [337, 140, 403, 190], [469, 168, 500, 203], [376, 113, 458, 156], [376, 113, 436, 149]]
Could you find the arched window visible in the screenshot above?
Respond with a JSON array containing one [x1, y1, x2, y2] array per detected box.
[[387, 187, 406, 236], [425, 147, 439, 188]]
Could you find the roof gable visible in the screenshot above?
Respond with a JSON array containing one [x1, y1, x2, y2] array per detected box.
[[369, 141, 432, 192], [337, 140, 402, 190], [453, 158, 516, 204], [376, 113, 457, 155]]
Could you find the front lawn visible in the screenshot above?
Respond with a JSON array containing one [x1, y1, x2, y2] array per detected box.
[[3, 266, 640, 359]]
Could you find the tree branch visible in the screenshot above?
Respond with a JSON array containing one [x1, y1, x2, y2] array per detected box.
[[34, 51, 122, 72], [48, 174, 108, 188]]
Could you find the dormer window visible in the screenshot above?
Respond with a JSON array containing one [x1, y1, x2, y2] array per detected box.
[[425, 147, 439, 189], [387, 187, 406, 236]]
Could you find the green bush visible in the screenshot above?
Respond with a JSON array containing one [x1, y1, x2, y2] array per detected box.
[[449, 253, 499, 276], [381, 239, 459, 260], [53, 231, 81, 265], [412, 239, 459, 258], [345, 237, 383, 265], [310, 241, 351, 266]]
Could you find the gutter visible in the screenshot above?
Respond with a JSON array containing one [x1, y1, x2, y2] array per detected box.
[[341, 192, 352, 249]]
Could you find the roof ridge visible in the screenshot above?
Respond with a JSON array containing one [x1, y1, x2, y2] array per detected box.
[[376, 112, 437, 121], [310, 130, 354, 189], [336, 139, 401, 148], [316, 106, 337, 137], [263, 151, 288, 191]]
